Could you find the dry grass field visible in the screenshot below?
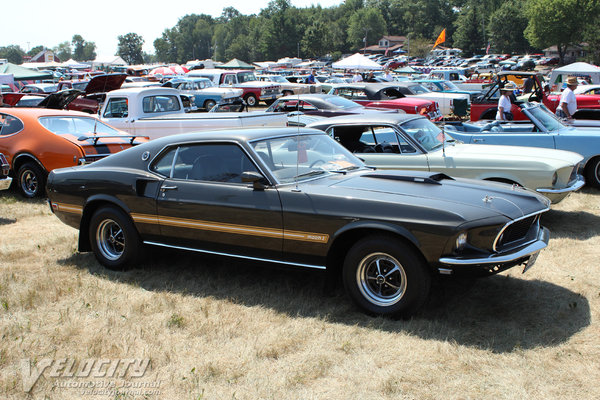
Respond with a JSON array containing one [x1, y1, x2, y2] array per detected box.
[[0, 187, 599, 399]]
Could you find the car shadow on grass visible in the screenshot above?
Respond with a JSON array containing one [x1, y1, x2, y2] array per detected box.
[[542, 209, 600, 240], [59, 246, 591, 354]]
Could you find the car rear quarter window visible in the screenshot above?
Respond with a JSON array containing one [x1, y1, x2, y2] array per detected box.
[[0, 114, 24, 136], [39, 116, 121, 136]]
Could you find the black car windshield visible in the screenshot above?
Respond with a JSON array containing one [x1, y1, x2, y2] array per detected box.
[[39, 116, 124, 136], [527, 104, 564, 131], [400, 118, 453, 151], [250, 133, 363, 183]]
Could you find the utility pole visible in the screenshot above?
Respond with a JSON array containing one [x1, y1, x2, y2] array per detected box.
[[363, 27, 370, 55]]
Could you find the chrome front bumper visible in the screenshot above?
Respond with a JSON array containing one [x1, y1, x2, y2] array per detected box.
[[537, 175, 585, 204], [439, 226, 550, 267], [0, 177, 12, 191]]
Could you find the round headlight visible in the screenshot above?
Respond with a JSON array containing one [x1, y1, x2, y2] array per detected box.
[[456, 232, 468, 250]]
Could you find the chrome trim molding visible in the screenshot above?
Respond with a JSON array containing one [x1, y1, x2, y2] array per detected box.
[[440, 227, 549, 266], [537, 175, 585, 194], [143, 241, 327, 270], [492, 206, 549, 252]]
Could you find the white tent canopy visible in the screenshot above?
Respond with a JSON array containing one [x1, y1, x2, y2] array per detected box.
[[61, 59, 89, 69], [332, 53, 383, 71], [549, 62, 600, 87]]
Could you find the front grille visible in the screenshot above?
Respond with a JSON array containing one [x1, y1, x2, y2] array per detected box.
[[494, 215, 539, 251]]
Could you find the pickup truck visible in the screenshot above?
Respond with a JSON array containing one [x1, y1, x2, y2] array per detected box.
[[99, 87, 287, 140], [188, 69, 281, 106]]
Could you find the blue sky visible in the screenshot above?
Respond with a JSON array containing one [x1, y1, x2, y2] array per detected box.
[[1, 0, 343, 59]]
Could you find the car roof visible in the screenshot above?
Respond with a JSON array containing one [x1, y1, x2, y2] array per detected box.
[[0, 107, 95, 118], [307, 112, 422, 128], [146, 127, 326, 148]]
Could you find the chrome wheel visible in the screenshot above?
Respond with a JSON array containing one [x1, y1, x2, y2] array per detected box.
[[20, 169, 38, 197], [17, 162, 45, 198], [96, 219, 125, 261], [356, 252, 407, 307]]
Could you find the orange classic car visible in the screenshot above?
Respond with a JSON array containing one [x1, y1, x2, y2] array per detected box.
[[0, 107, 148, 197]]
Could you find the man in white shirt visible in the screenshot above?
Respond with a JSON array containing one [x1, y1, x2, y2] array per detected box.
[[352, 71, 363, 82], [556, 76, 578, 119], [496, 82, 516, 120]]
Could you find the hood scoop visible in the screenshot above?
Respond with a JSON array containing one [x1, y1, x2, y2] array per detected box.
[[361, 172, 455, 185]]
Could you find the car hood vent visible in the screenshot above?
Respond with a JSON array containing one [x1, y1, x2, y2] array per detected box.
[[361, 172, 455, 185]]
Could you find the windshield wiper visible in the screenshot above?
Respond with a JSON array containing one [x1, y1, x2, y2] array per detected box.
[[292, 170, 327, 179]]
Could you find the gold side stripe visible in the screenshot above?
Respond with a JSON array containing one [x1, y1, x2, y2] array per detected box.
[[131, 212, 329, 243], [52, 202, 83, 215]]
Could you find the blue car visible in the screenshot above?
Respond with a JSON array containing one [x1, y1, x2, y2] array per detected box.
[[444, 103, 600, 187], [164, 77, 244, 111]]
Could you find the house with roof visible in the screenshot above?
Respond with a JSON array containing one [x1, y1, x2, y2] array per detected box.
[[362, 36, 407, 55], [28, 49, 61, 63]]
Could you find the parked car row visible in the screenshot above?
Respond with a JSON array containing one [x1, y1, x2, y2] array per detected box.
[[2, 68, 598, 319]]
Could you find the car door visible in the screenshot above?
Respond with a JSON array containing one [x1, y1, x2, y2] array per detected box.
[[469, 120, 556, 149], [101, 97, 135, 132], [328, 125, 430, 172], [152, 142, 284, 260]]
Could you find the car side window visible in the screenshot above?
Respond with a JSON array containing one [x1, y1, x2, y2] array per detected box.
[[153, 143, 260, 183], [0, 114, 24, 136], [103, 98, 129, 118]]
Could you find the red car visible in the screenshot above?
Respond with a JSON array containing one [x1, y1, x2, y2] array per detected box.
[[328, 83, 442, 120], [57, 73, 128, 113]]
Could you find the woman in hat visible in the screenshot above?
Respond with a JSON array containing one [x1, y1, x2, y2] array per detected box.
[[556, 76, 578, 119], [496, 81, 517, 121]]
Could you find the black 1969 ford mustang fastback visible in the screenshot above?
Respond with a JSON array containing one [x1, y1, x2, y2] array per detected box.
[[46, 127, 551, 317]]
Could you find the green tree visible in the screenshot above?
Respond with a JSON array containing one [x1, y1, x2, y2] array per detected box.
[[453, 3, 483, 56], [524, 0, 600, 64], [53, 42, 72, 62], [154, 28, 179, 63], [347, 7, 386, 50], [488, 0, 531, 54], [117, 33, 145, 64], [27, 46, 44, 57], [0, 45, 25, 64], [71, 35, 96, 61]]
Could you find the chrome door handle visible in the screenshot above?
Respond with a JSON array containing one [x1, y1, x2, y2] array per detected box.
[[160, 185, 178, 191], [473, 138, 485, 143]]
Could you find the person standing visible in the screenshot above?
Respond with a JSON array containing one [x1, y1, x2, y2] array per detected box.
[[556, 76, 578, 120], [352, 71, 363, 82], [306, 70, 316, 84], [496, 82, 516, 121]]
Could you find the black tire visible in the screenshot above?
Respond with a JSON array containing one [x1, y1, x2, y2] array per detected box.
[[204, 99, 216, 110], [89, 206, 141, 270], [17, 162, 46, 198], [244, 94, 257, 107], [585, 157, 600, 188], [342, 235, 431, 317]]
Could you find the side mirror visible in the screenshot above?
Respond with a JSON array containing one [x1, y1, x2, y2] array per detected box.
[[241, 171, 269, 190]]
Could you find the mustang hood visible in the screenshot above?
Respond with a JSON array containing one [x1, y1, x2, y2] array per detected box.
[[441, 143, 583, 166], [329, 170, 549, 221]]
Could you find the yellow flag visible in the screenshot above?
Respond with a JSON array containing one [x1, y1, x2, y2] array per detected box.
[[433, 29, 446, 49]]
